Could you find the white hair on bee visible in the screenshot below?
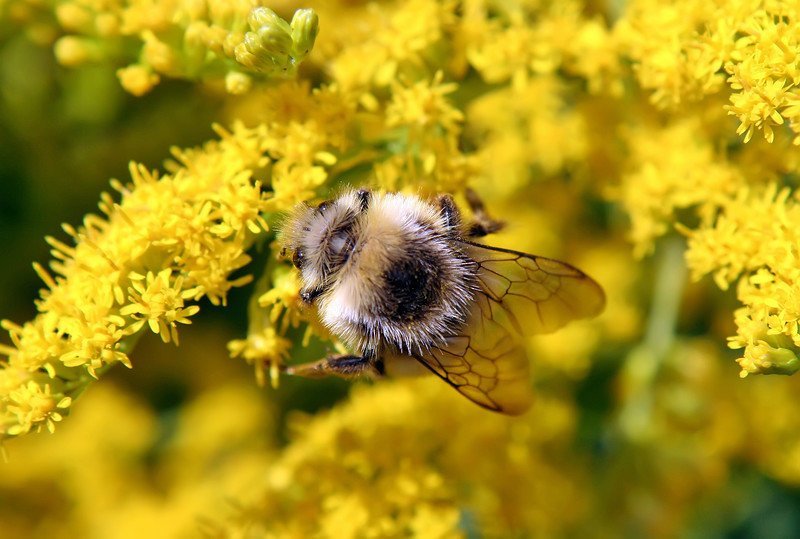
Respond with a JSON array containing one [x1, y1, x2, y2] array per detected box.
[[281, 189, 478, 355]]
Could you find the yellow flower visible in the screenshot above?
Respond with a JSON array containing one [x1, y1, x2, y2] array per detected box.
[[466, 1, 619, 94], [1, 313, 69, 372], [467, 75, 588, 193], [228, 326, 292, 388], [57, 310, 130, 373], [324, 0, 456, 92], [618, 1, 800, 143], [724, 8, 800, 143], [53, 35, 100, 66], [268, 162, 328, 211], [378, 71, 473, 193], [116, 64, 160, 96], [120, 270, 201, 345], [257, 265, 302, 332], [0, 382, 274, 537], [726, 69, 788, 143], [468, 20, 540, 85], [615, 1, 725, 108], [386, 71, 463, 135], [734, 338, 800, 378], [5, 380, 72, 435]]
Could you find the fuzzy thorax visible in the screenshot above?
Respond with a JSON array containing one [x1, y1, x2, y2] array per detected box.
[[281, 190, 478, 354]]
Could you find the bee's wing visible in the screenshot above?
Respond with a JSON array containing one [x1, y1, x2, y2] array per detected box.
[[410, 303, 533, 415], [408, 241, 604, 415], [461, 240, 605, 335]]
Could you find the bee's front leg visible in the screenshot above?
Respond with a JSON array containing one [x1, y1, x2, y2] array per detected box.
[[285, 349, 384, 379]]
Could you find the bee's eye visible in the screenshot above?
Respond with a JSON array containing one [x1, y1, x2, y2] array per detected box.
[[292, 248, 305, 269], [317, 200, 333, 214]]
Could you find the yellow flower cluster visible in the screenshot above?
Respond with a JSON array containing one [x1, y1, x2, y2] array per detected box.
[[0, 123, 276, 439], [467, 0, 621, 93], [8, 0, 800, 535], [685, 184, 800, 377], [615, 0, 727, 108], [0, 381, 275, 537], [50, 2, 318, 95], [619, 0, 800, 143], [321, 0, 456, 91], [467, 75, 589, 195], [209, 379, 585, 538], [618, 118, 745, 257], [614, 1, 800, 374]]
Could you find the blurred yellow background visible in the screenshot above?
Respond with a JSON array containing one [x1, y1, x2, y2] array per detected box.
[[3, 0, 800, 537]]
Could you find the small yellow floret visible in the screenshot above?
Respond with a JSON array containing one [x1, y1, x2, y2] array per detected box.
[[117, 65, 160, 96]]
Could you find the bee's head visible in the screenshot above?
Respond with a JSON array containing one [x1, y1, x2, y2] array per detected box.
[[279, 190, 372, 303]]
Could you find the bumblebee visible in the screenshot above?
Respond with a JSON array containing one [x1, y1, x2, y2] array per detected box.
[[280, 189, 604, 414]]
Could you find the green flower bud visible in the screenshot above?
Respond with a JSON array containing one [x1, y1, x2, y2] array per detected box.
[[290, 8, 319, 61], [235, 7, 318, 76], [248, 7, 291, 35], [756, 345, 800, 376]]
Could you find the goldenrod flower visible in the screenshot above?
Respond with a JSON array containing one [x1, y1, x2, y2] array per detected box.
[[616, 118, 744, 256], [8, 0, 800, 535], [0, 121, 286, 439], [386, 71, 463, 136], [120, 270, 201, 344], [257, 265, 302, 331], [209, 379, 584, 537], [228, 326, 292, 388], [683, 183, 800, 376], [325, 0, 455, 91], [5, 379, 72, 435], [50, 3, 319, 94]]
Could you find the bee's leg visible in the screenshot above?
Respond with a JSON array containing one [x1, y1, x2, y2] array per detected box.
[[436, 194, 462, 233], [285, 349, 384, 379], [356, 188, 372, 212], [299, 286, 324, 304], [464, 187, 505, 238]]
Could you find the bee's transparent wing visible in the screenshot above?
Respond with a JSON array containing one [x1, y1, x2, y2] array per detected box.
[[411, 303, 533, 414], [461, 240, 605, 335], [410, 241, 604, 414]]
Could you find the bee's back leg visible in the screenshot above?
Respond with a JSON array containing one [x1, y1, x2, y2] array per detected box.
[[285, 349, 384, 379], [464, 188, 505, 238]]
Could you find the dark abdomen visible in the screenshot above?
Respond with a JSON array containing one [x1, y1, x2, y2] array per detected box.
[[380, 251, 441, 323]]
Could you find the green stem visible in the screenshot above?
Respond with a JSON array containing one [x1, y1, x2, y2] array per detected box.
[[643, 235, 687, 363], [617, 235, 686, 441]]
